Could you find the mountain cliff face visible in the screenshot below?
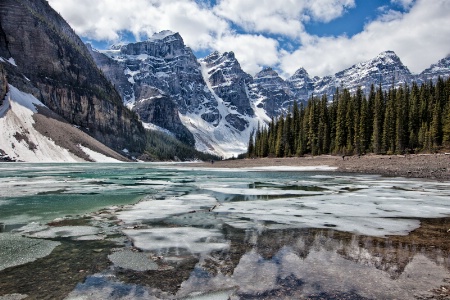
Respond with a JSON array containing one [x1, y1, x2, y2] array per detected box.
[[96, 32, 261, 157], [249, 67, 293, 118], [0, 64, 6, 104], [0, 0, 146, 155], [419, 55, 450, 83]]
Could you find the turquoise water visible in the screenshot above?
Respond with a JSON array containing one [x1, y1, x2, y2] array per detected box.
[[0, 163, 340, 227]]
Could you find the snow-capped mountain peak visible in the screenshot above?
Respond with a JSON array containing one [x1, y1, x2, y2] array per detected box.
[[254, 67, 280, 79], [148, 30, 178, 41], [289, 67, 310, 80], [419, 55, 450, 82]]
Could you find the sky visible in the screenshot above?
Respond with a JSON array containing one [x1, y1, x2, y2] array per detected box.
[[47, 0, 450, 78]]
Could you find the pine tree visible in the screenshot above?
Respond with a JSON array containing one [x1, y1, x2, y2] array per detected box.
[[335, 88, 347, 154], [443, 99, 450, 145], [382, 87, 396, 154], [275, 116, 285, 157], [247, 132, 254, 158], [359, 96, 369, 154], [372, 85, 384, 154]]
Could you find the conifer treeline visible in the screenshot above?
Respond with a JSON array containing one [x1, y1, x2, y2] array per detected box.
[[248, 77, 450, 157]]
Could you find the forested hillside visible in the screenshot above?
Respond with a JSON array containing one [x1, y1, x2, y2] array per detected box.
[[143, 130, 220, 161], [248, 77, 450, 157]]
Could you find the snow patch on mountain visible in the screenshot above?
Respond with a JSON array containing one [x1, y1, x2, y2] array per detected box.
[[142, 121, 175, 137], [177, 61, 258, 158], [0, 85, 83, 162], [79, 145, 121, 163], [0, 85, 125, 162]]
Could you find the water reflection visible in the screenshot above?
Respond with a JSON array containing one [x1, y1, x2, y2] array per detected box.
[[64, 220, 450, 300]]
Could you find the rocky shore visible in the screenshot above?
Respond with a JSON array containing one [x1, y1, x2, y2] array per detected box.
[[189, 154, 450, 181]]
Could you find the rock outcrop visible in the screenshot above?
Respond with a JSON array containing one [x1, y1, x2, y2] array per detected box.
[[0, 0, 146, 154], [0, 64, 6, 104], [201, 51, 254, 117]]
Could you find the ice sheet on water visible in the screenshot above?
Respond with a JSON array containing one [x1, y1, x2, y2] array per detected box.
[[116, 172, 450, 237], [204, 186, 325, 196], [0, 233, 60, 271], [13, 222, 49, 234], [29, 226, 100, 239], [0, 294, 28, 300], [117, 194, 218, 224], [108, 250, 158, 271], [122, 227, 229, 257]]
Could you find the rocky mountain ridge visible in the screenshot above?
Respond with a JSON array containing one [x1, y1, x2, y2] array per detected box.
[[91, 31, 450, 157], [94, 32, 261, 157]]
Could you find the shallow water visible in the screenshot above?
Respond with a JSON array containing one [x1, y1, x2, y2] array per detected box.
[[1, 163, 450, 299]]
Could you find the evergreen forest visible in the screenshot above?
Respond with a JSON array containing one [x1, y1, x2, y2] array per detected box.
[[248, 77, 450, 158], [143, 130, 220, 161]]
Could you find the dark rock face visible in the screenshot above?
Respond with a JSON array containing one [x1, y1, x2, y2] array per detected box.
[[286, 67, 315, 102], [249, 67, 293, 118], [94, 32, 215, 142], [133, 91, 195, 146], [87, 45, 134, 106], [224, 114, 248, 131], [201, 51, 254, 117], [0, 64, 6, 103], [112, 32, 219, 117], [0, 0, 146, 153]]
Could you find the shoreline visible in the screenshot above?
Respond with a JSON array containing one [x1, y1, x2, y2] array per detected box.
[[184, 154, 450, 181]]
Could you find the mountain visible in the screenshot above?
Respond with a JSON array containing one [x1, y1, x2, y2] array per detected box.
[[419, 55, 450, 83], [249, 67, 293, 119], [90, 29, 450, 157], [96, 32, 262, 158], [289, 51, 450, 101], [0, 0, 146, 161], [288, 51, 414, 99]]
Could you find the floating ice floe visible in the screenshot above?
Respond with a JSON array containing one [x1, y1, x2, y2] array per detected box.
[[108, 250, 158, 271], [29, 226, 100, 239], [0, 294, 28, 300], [0, 233, 60, 271], [117, 194, 218, 224]]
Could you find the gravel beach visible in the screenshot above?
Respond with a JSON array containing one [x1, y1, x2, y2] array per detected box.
[[186, 154, 450, 181]]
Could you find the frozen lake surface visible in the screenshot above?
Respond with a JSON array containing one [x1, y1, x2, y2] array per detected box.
[[1, 162, 450, 299]]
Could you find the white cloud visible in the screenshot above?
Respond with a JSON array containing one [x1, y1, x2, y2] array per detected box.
[[280, 0, 450, 77], [48, 0, 230, 50], [213, 0, 354, 37], [48, 0, 450, 79], [213, 34, 280, 75]]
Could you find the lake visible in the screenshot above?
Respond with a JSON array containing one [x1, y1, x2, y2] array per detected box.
[[1, 163, 450, 299]]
